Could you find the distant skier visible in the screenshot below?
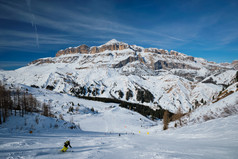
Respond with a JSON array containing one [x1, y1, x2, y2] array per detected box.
[[61, 140, 72, 152]]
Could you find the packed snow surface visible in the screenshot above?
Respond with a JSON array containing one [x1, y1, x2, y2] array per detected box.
[[0, 115, 237, 159]]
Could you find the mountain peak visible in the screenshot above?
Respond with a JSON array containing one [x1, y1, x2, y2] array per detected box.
[[104, 39, 121, 45]]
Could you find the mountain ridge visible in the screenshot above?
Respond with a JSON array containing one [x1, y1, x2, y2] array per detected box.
[[55, 39, 192, 58]]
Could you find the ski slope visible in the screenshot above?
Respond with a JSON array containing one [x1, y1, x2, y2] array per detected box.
[[0, 85, 238, 159], [0, 115, 237, 159]]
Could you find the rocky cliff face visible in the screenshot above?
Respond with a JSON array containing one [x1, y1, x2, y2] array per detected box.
[[232, 60, 238, 70], [53, 40, 198, 67], [144, 48, 169, 54], [43, 39, 236, 75], [56, 39, 129, 56], [55, 39, 183, 57], [98, 43, 129, 52], [56, 44, 90, 57]]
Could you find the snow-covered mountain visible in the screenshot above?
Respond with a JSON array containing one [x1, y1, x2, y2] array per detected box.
[[0, 39, 237, 113], [0, 39, 238, 159]]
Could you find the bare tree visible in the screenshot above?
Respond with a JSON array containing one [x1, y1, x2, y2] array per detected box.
[[42, 102, 52, 117], [12, 90, 17, 116], [16, 88, 21, 116], [27, 94, 34, 113], [172, 107, 183, 126], [0, 83, 13, 123], [42, 102, 49, 117], [163, 110, 170, 130]]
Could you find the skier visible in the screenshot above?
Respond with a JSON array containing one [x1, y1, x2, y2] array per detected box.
[[61, 140, 72, 152]]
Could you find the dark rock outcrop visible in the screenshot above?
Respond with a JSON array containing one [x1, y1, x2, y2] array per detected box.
[[29, 58, 55, 65], [186, 56, 195, 61], [113, 56, 138, 68], [154, 60, 200, 70]]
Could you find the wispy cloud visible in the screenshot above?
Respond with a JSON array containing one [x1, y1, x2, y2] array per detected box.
[[0, 0, 237, 64], [25, 0, 39, 48], [0, 61, 28, 70], [0, 0, 188, 49]]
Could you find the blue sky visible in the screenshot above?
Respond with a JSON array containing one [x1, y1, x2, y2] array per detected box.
[[0, 0, 238, 70]]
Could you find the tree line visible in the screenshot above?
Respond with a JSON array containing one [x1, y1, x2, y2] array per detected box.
[[0, 82, 52, 124], [70, 92, 174, 120]]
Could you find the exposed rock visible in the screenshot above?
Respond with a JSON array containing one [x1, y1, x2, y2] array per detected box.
[[154, 60, 200, 70], [220, 63, 230, 66], [79, 44, 89, 54], [119, 44, 127, 50], [144, 48, 160, 53], [186, 56, 195, 61], [56, 47, 80, 57], [99, 43, 128, 52], [208, 65, 224, 72], [170, 50, 179, 56], [130, 45, 143, 52], [113, 56, 138, 68], [56, 44, 89, 57], [61, 56, 79, 63], [232, 60, 238, 70], [56, 50, 66, 57], [144, 48, 171, 55], [29, 58, 55, 65], [173, 71, 198, 81], [202, 77, 217, 84], [158, 49, 169, 54], [90, 46, 99, 54]]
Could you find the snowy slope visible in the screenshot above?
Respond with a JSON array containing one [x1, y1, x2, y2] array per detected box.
[[16, 84, 156, 133], [169, 82, 238, 129], [0, 113, 80, 134], [0, 83, 237, 159], [0, 113, 237, 159]]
